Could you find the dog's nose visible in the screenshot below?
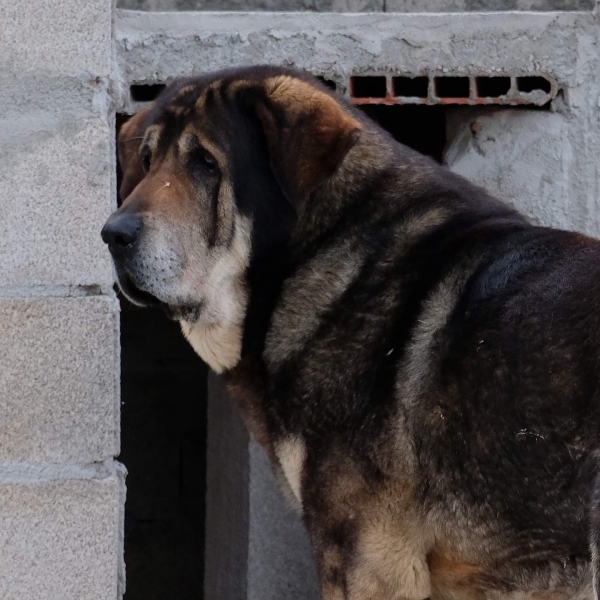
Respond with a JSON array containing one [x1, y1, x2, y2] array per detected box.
[[101, 213, 141, 254]]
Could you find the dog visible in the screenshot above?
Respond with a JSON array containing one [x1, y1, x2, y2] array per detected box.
[[103, 66, 600, 599]]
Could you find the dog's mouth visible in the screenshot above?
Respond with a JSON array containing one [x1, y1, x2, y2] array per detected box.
[[115, 273, 198, 322], [116, 273, 162, 309]]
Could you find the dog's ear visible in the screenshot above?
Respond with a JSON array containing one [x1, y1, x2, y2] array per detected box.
[[117, 108, 151, 201], [248, 76, 361, 209]]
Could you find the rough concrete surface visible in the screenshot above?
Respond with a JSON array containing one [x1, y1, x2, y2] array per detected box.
[[0, 77, 115, 289], [0, 461, 123, 600], [248, 440, 319, 600], [445, 106, 600, 235], [0, 296, 120, 463], [0, 0, 113, 77], [115, 11, 594, 96], [117, 0, 594, 10], [119, 0, 384, 10], [386, 0, 595, 10]]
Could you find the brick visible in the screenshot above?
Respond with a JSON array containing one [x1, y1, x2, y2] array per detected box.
[[0, 462, 123, 600], [0, 297, 119, 463], [0, 78, 115, 289], [0, 0, 112, 77]]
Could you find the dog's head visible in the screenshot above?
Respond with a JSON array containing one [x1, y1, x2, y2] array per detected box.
[[103, 67, 361, 372]]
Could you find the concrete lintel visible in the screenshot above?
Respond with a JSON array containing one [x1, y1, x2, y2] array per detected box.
[[115, 9, 595, 109]]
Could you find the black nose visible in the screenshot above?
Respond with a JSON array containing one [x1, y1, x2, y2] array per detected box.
[[101, 213, 141, 254]]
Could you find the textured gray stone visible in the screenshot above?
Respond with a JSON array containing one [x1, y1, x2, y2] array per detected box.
[[0, 296, 120, 463], [0, 461, 123, 600], [119, 0, 383, 10], [0, 0, 112, 77], [386, 0, 594, 10], [0, 77, 115, 289]]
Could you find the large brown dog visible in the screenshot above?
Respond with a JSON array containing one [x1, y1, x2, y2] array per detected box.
[[103, 66, 600, 599]]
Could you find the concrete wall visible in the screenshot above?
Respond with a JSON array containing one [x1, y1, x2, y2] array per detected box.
[[0, 1, 124, 599]]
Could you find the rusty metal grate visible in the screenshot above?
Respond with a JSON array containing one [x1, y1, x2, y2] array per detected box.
[[349, 74, 557, 107]]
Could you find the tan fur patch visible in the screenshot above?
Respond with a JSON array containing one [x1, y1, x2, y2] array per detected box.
[[428, 550, 480, 583], [275, 435, 306, 507], [180, 214, 252, 373], [348, 515, 432, 600], [180, 320, 243, 374]]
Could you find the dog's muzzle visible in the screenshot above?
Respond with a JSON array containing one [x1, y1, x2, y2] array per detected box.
[[101, 212, 141, 257]]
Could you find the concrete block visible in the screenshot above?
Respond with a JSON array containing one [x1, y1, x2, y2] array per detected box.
[[0, 0, 113, 77], [0, 296, 120, 463], [0, 78, 115, 289], [119, 0, 383, 9], [0, 461, 124, 600]]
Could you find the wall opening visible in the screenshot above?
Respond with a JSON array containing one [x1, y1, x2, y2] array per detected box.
[[435, 76, 470, 99], [359, 104, 447, 162], [130, 84, 167, 103], [117, 113, 209, 600], [393, 76, 429, 99], [351, 76, 388, 98], [476, 76, 511, 98], [517, 76, 552, 94]]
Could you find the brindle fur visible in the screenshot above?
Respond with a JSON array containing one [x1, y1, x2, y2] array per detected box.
[[104, 66, 600, 599]]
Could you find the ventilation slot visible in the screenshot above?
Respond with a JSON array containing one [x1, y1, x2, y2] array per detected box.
[[393, 76, 428, 99], [435, 77, 470, 99], [351, 76, 387, 99], [476, 76, 511, 98], [130, 84, 167, 103], [517, 76, 552, 94]]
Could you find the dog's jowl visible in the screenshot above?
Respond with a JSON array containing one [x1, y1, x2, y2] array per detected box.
[[103, 66, 600, 599]]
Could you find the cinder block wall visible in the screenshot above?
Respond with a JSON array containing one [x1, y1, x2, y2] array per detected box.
[[0, 1, 124, 599]]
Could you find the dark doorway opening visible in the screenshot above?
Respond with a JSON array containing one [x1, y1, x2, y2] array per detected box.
[[359, 104, 447, 163], [117, 114, 208, 600]]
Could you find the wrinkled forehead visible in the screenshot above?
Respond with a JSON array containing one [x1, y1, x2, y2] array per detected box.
[[142, 76, 232, 152]]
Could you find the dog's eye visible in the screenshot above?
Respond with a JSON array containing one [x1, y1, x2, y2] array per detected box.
[[189, 147, 218, 175], [140, 145, 152, 172]]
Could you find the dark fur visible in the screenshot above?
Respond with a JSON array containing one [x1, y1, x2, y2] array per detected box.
[[107, 66, 600, 599]]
